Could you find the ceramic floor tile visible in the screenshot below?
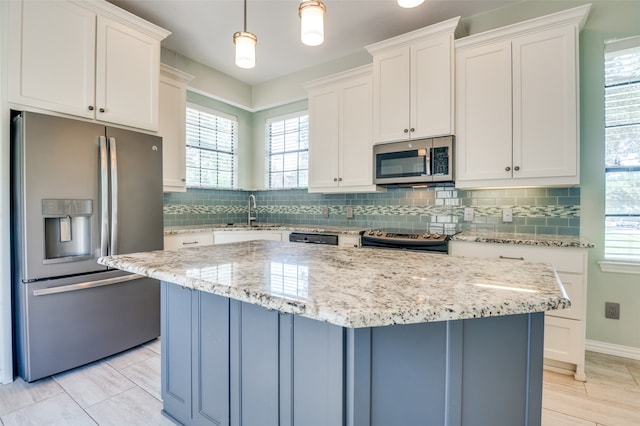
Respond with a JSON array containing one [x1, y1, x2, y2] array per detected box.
[[0, 392, 96, 426], [105, 346, 158, 371], [144, 338, 161, 355], [85, 387, 174, 426], [543, 387, 640, 426], [0, 376, 64, 417], [542, 408, 597, 426], [119, 356, 162, 401], [53, 361, 135, 408]]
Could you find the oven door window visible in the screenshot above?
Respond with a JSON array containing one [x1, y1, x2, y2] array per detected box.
[[376, 149, 429, 179]]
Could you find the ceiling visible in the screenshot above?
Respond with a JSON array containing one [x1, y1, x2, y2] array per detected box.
[[107, 0, 521, 86]]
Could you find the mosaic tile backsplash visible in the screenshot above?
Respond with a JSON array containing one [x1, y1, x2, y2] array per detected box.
[[164, 186, 581, 236]]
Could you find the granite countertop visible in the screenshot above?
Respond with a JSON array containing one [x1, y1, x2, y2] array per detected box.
[[164, 223, 362, 236], [452, 231, 595, 249], [98, 240, 570, 329]]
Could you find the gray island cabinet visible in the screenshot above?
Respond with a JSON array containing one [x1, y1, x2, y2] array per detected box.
[[98, 240, 570, 426]]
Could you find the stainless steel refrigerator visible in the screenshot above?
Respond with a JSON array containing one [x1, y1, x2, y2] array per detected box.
[[11, 111, 163, 382]]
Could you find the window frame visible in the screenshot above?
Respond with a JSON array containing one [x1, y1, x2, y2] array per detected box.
[[601, 36, 640, 272], [264, 110, 310, 189], [185, 102, 238, 190]]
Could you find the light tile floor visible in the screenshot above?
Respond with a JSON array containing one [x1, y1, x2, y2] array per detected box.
[[1, 347, 638, 425]]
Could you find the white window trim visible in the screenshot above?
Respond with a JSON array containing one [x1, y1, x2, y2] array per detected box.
[[598, 261, 640, 275], [186, 102, 238, 189], [603, 38, 640, 264], [265, 110, 309, 189]]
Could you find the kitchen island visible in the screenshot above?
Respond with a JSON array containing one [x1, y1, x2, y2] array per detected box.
[[99, 240, 570, 426]]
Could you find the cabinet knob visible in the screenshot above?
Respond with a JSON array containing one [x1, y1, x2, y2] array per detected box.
[[514, 166, 520, 171], [99, 108, 105, 113], [333, 178, 338, 182], [88, 106, 94, 111], [403, 129, 409, 133], [181, 178, 186, 182], [505, 166, 511, 172], [338, 177, 343, 182], [410, 128, 415, 132]]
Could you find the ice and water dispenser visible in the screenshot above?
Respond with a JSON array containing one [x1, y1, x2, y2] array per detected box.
[[42, 199, 92, 263]]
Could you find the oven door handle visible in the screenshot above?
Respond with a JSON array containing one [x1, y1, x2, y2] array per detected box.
[[32, 274, 144, 296]]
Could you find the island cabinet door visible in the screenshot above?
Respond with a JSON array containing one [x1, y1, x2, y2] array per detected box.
[[161, 282, 194, 425], [193, 291, 231, 426]]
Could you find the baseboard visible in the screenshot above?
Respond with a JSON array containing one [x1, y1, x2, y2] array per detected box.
[[585, 339, 640, 361]]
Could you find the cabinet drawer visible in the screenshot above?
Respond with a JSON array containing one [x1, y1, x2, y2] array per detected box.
[[338, 234, 361, 248], [164, 233, 214, 250], [543, 315, 581, 364], [449, 241, 585, 273]]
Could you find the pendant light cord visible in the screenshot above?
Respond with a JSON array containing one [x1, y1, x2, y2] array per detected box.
[[243, 0, 247, 32]]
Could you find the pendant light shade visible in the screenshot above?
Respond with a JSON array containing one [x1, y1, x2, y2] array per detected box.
[[234, 0, 256, 69], [397, 0, 424, 8], [233, 31, 257, 69], [299, 0, 326, 46]]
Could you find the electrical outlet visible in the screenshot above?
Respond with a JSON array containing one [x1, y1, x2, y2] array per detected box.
[[605, 302, 620, 319], [346, 207, 354, 219], [463, 207, 474, 222], [502, 208, 513, 223], [322, 207, 329, 218]]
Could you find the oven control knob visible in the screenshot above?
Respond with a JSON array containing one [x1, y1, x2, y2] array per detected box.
[[376, 231, 383, 236], [368, 230, 374, 236], [433, 233, 441, 239]]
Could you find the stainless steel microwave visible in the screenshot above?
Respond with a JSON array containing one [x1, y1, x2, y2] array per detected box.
[[373, 136, 454, 185]]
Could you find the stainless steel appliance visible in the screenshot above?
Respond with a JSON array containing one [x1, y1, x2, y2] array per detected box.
[[11, 111, 163, 382], [373, 136, 454, 185], [289, 232, 338, 245], [360, 230, 450, 253]]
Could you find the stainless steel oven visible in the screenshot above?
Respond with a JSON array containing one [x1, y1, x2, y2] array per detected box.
[[373, 136, 453, 185]]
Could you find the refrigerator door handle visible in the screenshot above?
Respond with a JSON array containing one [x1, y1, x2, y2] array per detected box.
[[32, 274, 145, 296], [99, 136, 110, 256], [109, 137, 119, 255]]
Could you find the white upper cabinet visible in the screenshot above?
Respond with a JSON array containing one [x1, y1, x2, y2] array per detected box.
[[306, 65, 381, 193], [455, 5, 590, 189], [8, 0, 169, 131], [367, 17, 460, 144], [159, 64, 194, 192]]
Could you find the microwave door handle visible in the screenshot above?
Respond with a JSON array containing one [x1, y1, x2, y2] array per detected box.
[[109, 137, 119, 255], [99, 136, 109, 256]]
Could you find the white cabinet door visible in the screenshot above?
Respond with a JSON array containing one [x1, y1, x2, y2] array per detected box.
[[339, 75, 373, 188], [371, 47, 410, 143], [9, 0, 96, 119], [159, 65, 194, 192], [95, 16, 160, 131], [307, 66, 378, 193], [411, 33, 454, 139], [308, 87, 340, 191], [512, 25, 578, 181], [455, 40, 513, 181]]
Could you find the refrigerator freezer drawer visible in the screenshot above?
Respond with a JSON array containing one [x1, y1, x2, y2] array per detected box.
[[15, 271, 160, 382]]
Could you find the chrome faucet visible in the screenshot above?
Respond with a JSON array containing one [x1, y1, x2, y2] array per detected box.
[[248, 194, 257, 226]]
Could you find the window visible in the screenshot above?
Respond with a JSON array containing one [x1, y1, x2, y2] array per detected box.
[[185, 104, 238, 189], [604, 37, 640, 262], [265, 112, 309, 188]]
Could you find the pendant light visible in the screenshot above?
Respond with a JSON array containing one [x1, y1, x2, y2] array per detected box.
[[397, 0, 424, 8], [233, 0, 257, 69], [299, 0, 326, 46]]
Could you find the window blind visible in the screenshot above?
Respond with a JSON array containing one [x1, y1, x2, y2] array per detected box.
[[604, 40, 640, 261], [266, 112, 309, 189], [186, 105, 237, 189]]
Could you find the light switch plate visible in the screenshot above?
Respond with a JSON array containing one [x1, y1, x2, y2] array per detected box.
[[502, 208, 513, 222], [346, 207, 354, 219], [322, 207, 329, 218], [463, 207, 474, 222]]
